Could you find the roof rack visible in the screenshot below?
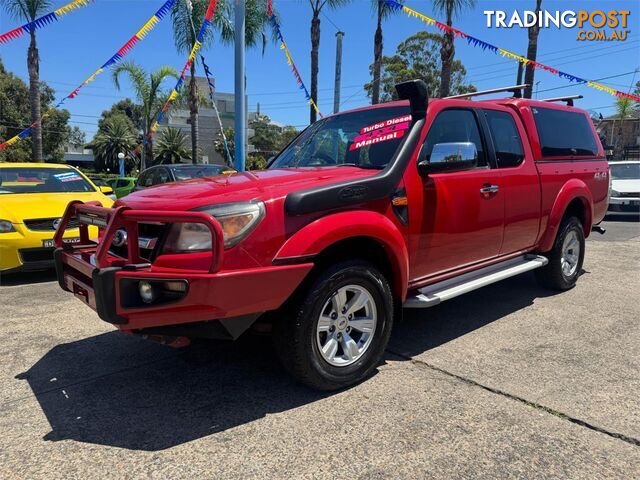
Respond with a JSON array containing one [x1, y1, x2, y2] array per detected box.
[[541, 94, 583, 106], [445, 84, 530, 100]]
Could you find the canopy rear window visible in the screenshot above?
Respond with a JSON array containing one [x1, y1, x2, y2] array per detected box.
[[531, 107, 598, 157]]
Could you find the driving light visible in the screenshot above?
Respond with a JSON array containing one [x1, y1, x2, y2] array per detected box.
[[163, 201, 265, 252], [0, 220, 15, 233], [139, 281, 156, 304]]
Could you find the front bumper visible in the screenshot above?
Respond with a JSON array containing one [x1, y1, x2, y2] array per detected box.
[[54, 201, 313, 332], [608, 196, 640, 214]]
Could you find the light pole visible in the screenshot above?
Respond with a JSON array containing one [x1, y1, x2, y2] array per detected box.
[[117, 152, 125, 177], [234, 0, 246, 172]]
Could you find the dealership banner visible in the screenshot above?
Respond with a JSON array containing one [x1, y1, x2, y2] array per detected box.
[[0, 0, 176, 151]]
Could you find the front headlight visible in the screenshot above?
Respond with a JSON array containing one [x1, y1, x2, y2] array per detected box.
[[0, 220, 16, 233], [163, 201, 265, 252]]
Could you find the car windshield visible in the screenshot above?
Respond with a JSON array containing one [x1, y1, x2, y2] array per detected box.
[[269, 105, 411, 169], [0, 167, 94, 194], [171, 165, 228, 181], [610, 163, 640, 180]]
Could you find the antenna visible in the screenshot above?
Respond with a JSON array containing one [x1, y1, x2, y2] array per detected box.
[[541, 95, 583, 106], [445, 84, 530, 100]]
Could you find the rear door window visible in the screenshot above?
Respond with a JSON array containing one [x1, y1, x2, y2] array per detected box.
[[484, 110, 525, 168], [532, 107, 598, 157]]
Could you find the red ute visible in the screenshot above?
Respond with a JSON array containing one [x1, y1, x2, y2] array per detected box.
[[55, 80, 609, 390]]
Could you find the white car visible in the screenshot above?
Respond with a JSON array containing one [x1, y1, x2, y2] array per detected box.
[[608, 161, 640, 216]]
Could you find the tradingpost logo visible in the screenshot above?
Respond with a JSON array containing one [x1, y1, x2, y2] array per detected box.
[[484, 9, 631, 41]]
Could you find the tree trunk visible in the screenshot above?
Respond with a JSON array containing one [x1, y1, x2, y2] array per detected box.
[[524, 0, 543, 99], [28, 30, 43, 162], [372, 3, 383, 105], [310, 14, 320, 124], [438, 8, 455, 98], [144, 137, 154, 168], [189, 62, 199, 163]]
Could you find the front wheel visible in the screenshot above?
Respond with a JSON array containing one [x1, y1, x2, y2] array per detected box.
[[535, 216, 585, 290], [273, 260, 394, 391]]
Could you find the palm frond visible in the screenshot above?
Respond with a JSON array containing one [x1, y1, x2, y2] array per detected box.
[[432, 0, 476, 18], [1, 0, 51, 22], [111, 61, 150, 106]]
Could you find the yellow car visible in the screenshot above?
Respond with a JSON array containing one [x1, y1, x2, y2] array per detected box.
[[0, 163, 114, 274]]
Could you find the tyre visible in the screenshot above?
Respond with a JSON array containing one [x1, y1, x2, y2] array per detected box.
[[273, 260, 394, 391], [535, 216, 585, 290]]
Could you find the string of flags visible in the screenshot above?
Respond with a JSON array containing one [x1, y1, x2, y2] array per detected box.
[[201, 55, 234, 165], [269, 13, 323, 118], [0, 0, 95, 44], [384, 0, 640, 103], [0, 0, 176, 152], [132, 0, 219, 157]]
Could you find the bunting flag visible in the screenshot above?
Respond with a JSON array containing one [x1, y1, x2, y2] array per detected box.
[[131, 0, 219, 157], [269, 14, 323, 118], [201, 55, 233, 165], [0, 0, 175, 152], [383, 0, 640, 103], [0, 0, 94, 44]]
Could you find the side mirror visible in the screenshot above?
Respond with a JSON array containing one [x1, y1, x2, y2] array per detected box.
[[418, 142, 478, 175], [99, 185, 114, 195]]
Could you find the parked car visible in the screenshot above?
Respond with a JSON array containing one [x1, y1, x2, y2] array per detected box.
[[608, 160, 640, 216], [134, 164, 235, 192], [54, 80, 609, 390], [87, 176, 116, 201], [0, 163, 113, 274], [109, 177, 137, 199]]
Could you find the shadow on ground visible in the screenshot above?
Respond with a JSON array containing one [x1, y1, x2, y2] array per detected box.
[[17, 272, 558, 451], [0, 269, 57, 287]]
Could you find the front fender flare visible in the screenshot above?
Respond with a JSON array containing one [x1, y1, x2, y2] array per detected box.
[[539, 179, 593, 252], [275, 211, 409, 300]]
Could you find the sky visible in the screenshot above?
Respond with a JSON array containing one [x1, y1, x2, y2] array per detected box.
[[1, 0, 639, 140]]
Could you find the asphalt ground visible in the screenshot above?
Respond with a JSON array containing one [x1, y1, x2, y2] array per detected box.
[[0, 217, 638, 479]]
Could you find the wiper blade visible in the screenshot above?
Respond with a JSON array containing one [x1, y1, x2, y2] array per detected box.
[[336, 163, 385, 170]]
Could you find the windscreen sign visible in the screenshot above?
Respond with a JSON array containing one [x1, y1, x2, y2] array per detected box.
[[350, 115, 411, 151]]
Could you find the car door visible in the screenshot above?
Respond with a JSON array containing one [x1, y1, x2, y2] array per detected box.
[[408, 107, 505, 281], [482, 108, 541, 254]]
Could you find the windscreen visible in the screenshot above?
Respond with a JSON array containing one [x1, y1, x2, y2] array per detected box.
[[610, 163, 640, 180], [270, 105, 411, 169], [0, 167, 94, 194]]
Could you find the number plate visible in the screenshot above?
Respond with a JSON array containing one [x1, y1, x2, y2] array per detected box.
[[43, 237, 80, 248]]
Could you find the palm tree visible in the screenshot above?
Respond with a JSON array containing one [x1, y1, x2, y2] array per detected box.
[[170, 0, 272, 164], [610, 97, 633, 153], [155, 127, 191, 164], [90, 115, 137, 172], [1, 0, 51, 161], [308, 0, 350, 123], [433, 0, 475, 98], [112, 61, 178, 170], [371, 0, 399, 105], [523, 0, 542, 98]]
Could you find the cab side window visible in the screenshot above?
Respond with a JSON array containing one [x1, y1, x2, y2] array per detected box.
[[484, 110, 525, 168], [421, 109, 486, 167], [153, 168, 171, 185], [138, 171, 154, 187]]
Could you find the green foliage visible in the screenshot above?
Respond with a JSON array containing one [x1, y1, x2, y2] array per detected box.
[[615, 97, 633, 120], [214, 127, 234, 161], [0, 0, 51, 21], [250, 114, 282, 154], [364, 31, 475, 101], [0, 60, 71, 162], [432, 0, 476, 19], [89, 114, 137, 172], [155, 127, 191, 164], [246, 153, 267, 170], [98, 99, 144, 132]]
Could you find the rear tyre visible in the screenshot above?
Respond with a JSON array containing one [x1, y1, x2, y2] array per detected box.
[[535, 216, 585, 290], [273, 260, 393, 391]]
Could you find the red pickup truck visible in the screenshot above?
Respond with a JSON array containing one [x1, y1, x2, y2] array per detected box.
[[54, 80, 609, 390]]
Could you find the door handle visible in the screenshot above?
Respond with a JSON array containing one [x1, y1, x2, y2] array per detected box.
[[480, 184, 499, 198]]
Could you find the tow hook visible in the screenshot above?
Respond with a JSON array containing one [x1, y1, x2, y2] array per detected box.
[[592, 225, 606, 235]]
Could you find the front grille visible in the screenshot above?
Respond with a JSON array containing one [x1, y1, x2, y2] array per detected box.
[[20, 248, 55, 263], [617, 192, 640, 198], [25, 217, 79, 231]]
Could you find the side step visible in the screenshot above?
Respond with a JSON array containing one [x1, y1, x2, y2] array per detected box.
[[403, 254, 548, 308]]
